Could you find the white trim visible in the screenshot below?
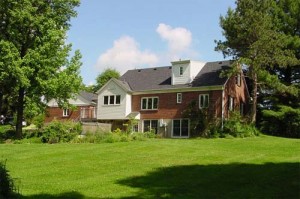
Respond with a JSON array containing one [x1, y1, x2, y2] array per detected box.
[[177, 93, 182, 104], [103, 95, 121, 106], [199, 94, 209, 109], [141, 97, 159, 110], [63, 108, 69, 117]]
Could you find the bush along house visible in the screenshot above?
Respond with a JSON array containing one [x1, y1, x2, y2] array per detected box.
[[45, 91, 97, 123], [96, 60, 250, 138]]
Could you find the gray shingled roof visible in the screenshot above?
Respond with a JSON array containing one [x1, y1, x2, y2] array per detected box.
[[79, 91, 97, 103], [119, 61, 231, 92]]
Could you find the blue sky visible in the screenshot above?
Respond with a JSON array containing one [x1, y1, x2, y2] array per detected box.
[[67, 0, 236, 85]]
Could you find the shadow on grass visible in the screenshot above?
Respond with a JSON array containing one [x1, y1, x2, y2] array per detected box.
[[18, 191, 100, 199], [117, 162, 300, 199]]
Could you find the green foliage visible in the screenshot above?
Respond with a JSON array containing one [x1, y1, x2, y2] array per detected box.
[[216, 0, 300, 123], [40, 120, 82, 144], [32, 114, 45, 129], [72, 129, 157, 144], [94, 68, 120, 92], [0, 160, 16, 198], [222, 112, 260, 138], [182, 100, 208, 137], [0, 0, 82, 137], [261, 105, 300, 138]]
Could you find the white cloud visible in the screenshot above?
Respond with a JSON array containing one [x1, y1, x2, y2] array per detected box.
[[96, 36, 158, 75], [156, 23, 197, 61], [95, 24, 199, 75]]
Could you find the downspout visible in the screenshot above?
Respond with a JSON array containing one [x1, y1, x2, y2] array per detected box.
[[221, 88, 225, 130]]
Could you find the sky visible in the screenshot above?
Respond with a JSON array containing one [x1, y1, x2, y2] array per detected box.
[[67, 0, 236, 85]]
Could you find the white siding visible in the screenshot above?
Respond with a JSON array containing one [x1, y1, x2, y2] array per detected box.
[[190, 61, 206, 81], [171, 63, 191, 85], [97, 81, 131, 120], [171, 60, 206, 85]]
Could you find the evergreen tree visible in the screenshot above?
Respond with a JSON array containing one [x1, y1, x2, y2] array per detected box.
[[216, 0, 299, 124]]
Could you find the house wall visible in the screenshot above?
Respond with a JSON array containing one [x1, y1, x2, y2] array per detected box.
[[223, 73, 249, 118], [45, 107, 80, 123], [132, 90, 223, 120], [171, 60, 206, 85], [97, 81, 131, 119]]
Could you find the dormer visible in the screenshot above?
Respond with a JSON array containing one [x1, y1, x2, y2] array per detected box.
[[171, 60, 206, 85]]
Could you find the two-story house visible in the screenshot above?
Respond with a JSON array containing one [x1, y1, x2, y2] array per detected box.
[[96, 60, 250, 138]]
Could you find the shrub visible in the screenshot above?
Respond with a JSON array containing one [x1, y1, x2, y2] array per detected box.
[[222, 112, 260, 138], [0, 160, 17, 198], [40, 120, 82, 143]]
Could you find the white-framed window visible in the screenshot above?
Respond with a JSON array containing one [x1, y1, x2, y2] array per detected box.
[[141, 97, 158, 110], [236, 73, 241, 86], [228, 96, 234, 111], [63, 109, 69, 117], [103, 95, 121, 105], [177, 93, 182, 104], [199, 94, 209, 108], [172, 119, 189, 137], [179, 66, 183, 76], [143, 120, 158, 134]]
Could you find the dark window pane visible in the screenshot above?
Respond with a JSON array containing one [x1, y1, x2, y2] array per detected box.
[[151, 120, 158, 134], [109, 95, 115, 105], [143, 120, 150, 132], [147, 98, 152, 109], [173, 120, 181, 136], [104, 96, 108, 105], [142, 99, 147, 109], [153, 98, 158, 109], [116, 95, 121, 104], [181, 120, 189, 136]]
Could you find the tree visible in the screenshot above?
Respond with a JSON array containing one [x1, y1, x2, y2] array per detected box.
[[0, 0, 82, 138], [94, 68, 120, 92], [258, 0, 300, 137], [216, 0, 299, 124]]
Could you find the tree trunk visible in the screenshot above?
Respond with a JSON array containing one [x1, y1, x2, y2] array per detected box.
[[16, 87, 25, 139], [251, 72, 258, 124]]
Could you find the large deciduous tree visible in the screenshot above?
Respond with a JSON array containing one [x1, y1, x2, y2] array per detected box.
[[0, 0, 82, 138], [94, 68, 120, 92], [216, 0, 299, 124]]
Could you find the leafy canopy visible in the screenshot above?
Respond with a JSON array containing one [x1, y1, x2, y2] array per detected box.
[[0, 0, 82, 137]]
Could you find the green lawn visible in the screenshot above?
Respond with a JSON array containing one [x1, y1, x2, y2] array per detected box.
[[0, 136, 299, 198]]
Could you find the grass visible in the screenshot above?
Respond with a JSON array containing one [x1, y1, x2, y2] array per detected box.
[[0, 135, 299, 198]]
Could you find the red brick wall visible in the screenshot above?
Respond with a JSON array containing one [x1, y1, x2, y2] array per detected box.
[[45, 107, 81, 123], [132, 90, 223, 120], [224, 73, 250, 118]]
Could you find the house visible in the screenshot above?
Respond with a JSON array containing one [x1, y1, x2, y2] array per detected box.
[[97, 60, 250, 138], [45, 91, 97, 123]]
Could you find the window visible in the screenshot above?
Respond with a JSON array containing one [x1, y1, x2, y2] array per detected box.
[[141, 97, 158, 110], [172, 119, 189, 137], [132, 124, 139, 132], [103, 95, 121, 105], [177, 93, 182, 104], [228, 96, 234, 111], [199, 94, 209, 108], [240, 102, 244, 115], [143, 120, 158, 134], [63, 109, 69, 117], [236, 73, 241, 86], [179, 67, 183, 76]]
